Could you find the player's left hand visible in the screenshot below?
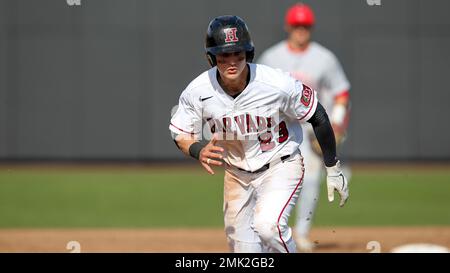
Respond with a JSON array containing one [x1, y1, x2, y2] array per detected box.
[[326, 160, 349, 207]]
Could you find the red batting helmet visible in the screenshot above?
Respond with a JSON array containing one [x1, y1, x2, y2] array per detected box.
[[285, 3, 315, 27]]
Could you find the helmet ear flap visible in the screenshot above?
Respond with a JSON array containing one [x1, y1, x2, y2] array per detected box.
[[206, 53, 216, 67], [246, 49, 254, 63]]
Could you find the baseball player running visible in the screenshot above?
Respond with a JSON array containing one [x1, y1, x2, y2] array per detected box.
[[169, 15, 349, 253], [258, 3, 351, 252]]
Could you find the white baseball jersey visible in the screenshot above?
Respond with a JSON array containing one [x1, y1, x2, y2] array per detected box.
[[169, 63, 318, 172], [258, 41, 350, 113]]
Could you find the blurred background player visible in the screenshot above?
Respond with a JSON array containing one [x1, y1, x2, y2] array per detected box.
[[258, 3, 351, 252]]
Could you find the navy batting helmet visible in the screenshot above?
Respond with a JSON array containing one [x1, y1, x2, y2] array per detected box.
[[205, 15, 255, 67]]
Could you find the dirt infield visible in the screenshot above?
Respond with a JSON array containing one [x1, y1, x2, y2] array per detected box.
[[0, 226, 448, 253]]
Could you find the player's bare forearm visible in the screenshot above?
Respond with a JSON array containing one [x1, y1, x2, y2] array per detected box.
[[174, 134, 197, 157], [173, 134, 224, 175], [307, 102, 337, 167]]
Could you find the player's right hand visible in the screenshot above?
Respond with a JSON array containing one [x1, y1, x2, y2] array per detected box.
[[199, 134, 224, 175], [325, 160, 349, 207]]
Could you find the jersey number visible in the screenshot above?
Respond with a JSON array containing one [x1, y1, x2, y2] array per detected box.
[[258, 121, 289, 152]]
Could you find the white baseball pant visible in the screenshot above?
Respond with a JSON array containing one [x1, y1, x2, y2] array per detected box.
[[223, 152, 304, 253]]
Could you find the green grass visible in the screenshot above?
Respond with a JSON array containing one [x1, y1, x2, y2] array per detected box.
[[0, 170, 224, 228], [0, 167, 449, 228], [313, 170, 450, 226]]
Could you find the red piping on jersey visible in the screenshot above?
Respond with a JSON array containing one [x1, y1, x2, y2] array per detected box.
[[298, 89, 315, 121], [277, 162, 305, 253], [170, 123, 195, 135], [335, 90, 350, 101]]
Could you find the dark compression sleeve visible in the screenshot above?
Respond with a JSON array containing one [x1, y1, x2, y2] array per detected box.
[[307, 102, 338, 167]]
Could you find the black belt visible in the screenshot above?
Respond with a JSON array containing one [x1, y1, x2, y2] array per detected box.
[[238, 154, 292, 174]]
